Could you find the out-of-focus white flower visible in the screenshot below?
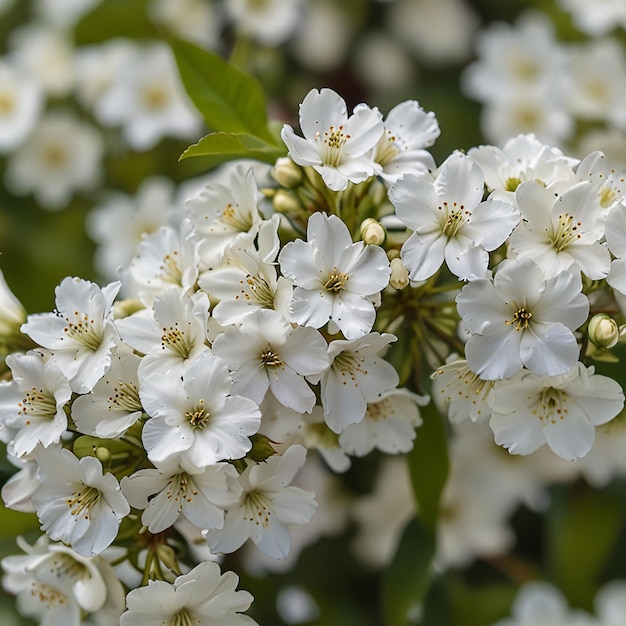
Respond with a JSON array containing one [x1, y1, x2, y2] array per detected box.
[[0, 60, 42, 153], [509, 180, 610, 280], [225, 0, 303, 46], [352, 33, 414, 93], [205, 445, 317, 560], [557, 0, 626, 35], [5, 111, 104, 210], [338, 388, 426, 456], [87, 176, 179, 287], [388, 0, 479, 65], [565, 39, 626, 128], [21, 277, 120, 394], [32, 446, 130, 556], [0, 351, 72, 458], [149, 0, 220, 48], [594, 579, 626, 625], [279, 212, 391, 340], [281, 88, 384, 192], [96, 43, 201, 150], [290, 1, 352, 72], [491, 581, 597, 626], [490, 363, 624, 461], [390, 152, 520, 281], [34, 0, 101, 27], [140, 350, 261, 472], [576, 128, 626, 168], [120, 560, 258, 626], [2, 535, 126, 626], [8, 24, 75, 97], [456, 257, 589, 380], [604, 202, 626, 296]]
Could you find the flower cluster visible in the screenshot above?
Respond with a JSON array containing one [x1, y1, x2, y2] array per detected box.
[[2, 78, 626, 623]]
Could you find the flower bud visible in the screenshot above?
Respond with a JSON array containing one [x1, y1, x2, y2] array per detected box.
[[389, 257, 409, 290], [588, 313, 619, 349], [272, 157, 303, 188], [360, 218, 386, 246], [273, 189, 301, 214], [0, 269, 26, 338]]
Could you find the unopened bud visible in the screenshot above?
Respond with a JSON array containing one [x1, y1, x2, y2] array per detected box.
[[247, 433, 276, 463], [360, 218, 386, 246], [273, 189, 300, 214], [94, 446, 112, 464], [272, 157, 303, 188], [389, 257, 409, 289], [588, 313, 619, 349]]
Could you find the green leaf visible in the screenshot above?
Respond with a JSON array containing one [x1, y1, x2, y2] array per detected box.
[[546, 483, 624, 610], [382, 516, 436, 626], [179, 132, 285, 168], [408, 402, 449, 532], [171, 39, 276, 143]]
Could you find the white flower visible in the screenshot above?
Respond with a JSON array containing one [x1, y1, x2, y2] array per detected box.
[[0, 267, 26, 338], [212, 308, 329, 413], [117, 287, 210, 379], [575, 151, 626, 216], [1, 456, 38, 513], [557, 0, 626, 35], [431, 358, 495, 423], [205, 445, 317, 560], [338, 388, 426, 456], [121, 459, 242, 534], [140, 350, 262, 471], [467, 133, 577, 205], [456, 257, 589, 380], [280, 88, 384, 191], [489, 362, 624, 461], [0, 351, 71, 458], [372, 100, 439, 184], [127, 219, 199, 303], [9, 24, 75, 97], [2, 535, 126, 626], [315, 332, 399, 434], [34, 0, 101, 26], [224, 0, 302, 46], [149, 0, 220, 48], [96, 42, 201, 150], [390, 151, 520, 281], [71, 344, 143, 438], [595, 580, 626, 625], [32, 446, 130, 556], [120, 560, 258, 626], [21, 277, 121, 394], [604, 202, 626, 296], [509, 180, 610, 280], [279, 212, 391, 340], [492, 581, 596, 626], [185, 165, 264, 269], [5, 111, 104, 210], [0, 60, 42, 153]]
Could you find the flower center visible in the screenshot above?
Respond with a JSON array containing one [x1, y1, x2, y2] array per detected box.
[[366, 397, 394, 421], [240, 273, 275, 308], [18, 387, 57, 421], [260, 348, 283, 368], [218, 202, 254, 232], [161, 321, 193, 359], [243, 490, 273, 528], [42, 144, 68, 169], [332, 350, 366, 383], [316, 125, 350, 167], [504, 176, 522, 192], [375, 130, 401, 166], [108, 379, 142, 412], [171, 608, 195, 626], [547, 212, 582, 252], [598, 182, 617, 208], [0, 91, 16, 116], [324, 268, 349, 292], [30, 581, 70, 609], [141, 83, 170, 110], [66, 485, 101, 519], [186, 402, 210, 430], [536, 387, 568, 424], [62, 311, 103, 351], [439, 201, 470, 238], [165, 472, 198, 513], [507, 306, 532, 331], [159, 251, 182, 284]]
